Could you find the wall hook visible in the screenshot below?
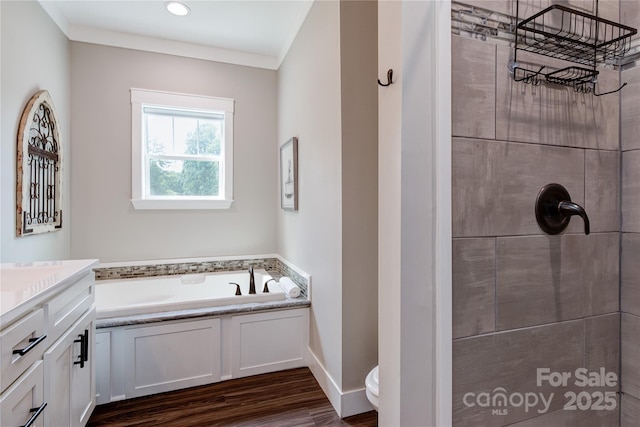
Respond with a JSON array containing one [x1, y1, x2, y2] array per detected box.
[[535, 183, 590, 235], [378, 69, 394, 87]]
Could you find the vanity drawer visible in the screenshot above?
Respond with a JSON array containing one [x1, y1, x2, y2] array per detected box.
[[0, 309, 46, 393], [0, 360, 45, 427], [45, 272, 94, 343]]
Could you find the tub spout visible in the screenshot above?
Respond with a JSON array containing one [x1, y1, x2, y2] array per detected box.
[[248, 267, 256, 294]]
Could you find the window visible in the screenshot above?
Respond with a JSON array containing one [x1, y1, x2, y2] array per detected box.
[[130, 89, 234, 209]]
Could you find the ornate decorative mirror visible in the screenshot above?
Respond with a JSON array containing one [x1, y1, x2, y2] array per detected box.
[[16, 90, 63, 236]]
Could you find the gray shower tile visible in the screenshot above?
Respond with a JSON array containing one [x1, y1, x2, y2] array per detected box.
[[577, 234, 620, 318], [507, 405, 619, 427], [518, 0, 552, 17], [622, 67, 640, 151], [452, 238, 496, 339], [497, 235, 580, 329], [622, 150, 640, 232], [452, 36, 496, 140], [496, 234, 618, 330], [452, 138, 584, 237], [622, 313, 640, 399], [622, 233, 640, 317], [550, 0, 586, 8], [496, 46, 619, 150], [585, 314, 620, 390], [453, 320, 583, 426], [620, 0, 640, 41], [547, 0, 608, 30], [585, 150, 620, 233], [622, 394, 640, 427], [592, 0, 619, 22]]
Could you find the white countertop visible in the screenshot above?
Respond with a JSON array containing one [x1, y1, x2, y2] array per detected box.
[[0, 259, 98, 325]]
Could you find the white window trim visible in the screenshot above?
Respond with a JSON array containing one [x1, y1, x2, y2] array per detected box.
[[130, 88, 234, 210]]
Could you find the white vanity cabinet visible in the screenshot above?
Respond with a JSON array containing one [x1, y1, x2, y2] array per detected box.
[[0, 260, 98, 427]]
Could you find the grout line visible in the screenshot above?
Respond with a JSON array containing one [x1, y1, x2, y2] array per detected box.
[[618, 62, 624, 407], [582, 315, 586, 372], [583, 148, 587, 207], [453, 135, 621, 152], [494, 236, 498, 333], [494, 42, 497, 141], [452, 316, 592, 342]]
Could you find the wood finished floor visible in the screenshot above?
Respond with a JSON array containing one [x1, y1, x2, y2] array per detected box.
[[87, 368, 378, 427]]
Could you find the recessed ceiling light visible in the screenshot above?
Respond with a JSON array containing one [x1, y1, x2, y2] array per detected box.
[[165, 1, 190, 16]]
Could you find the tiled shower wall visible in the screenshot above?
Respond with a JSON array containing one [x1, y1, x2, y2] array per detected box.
[[452, 1, 622, 425], [620, 2, 640, 425]]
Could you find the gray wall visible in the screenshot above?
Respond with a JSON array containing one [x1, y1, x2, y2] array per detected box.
[[620, 2, 640, 425], [451, 1, 621, 424], [69, 42, 278, 262], [277, 0, 344, 387], [277, 0, 378, 405], [339, 0, 378, 392], [1, 1, 71, 262]]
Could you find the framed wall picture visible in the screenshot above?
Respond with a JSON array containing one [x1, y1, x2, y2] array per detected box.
[[280, 137, 298, 210]]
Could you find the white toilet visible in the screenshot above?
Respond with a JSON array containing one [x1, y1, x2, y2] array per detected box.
[[365, 365, 379, 411]]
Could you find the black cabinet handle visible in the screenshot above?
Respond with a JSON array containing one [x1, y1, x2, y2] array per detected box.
[[74, 330, 89, 368], [21, 402, 47, 427], [83, 329, 89, 362], [12, 334, 47, 357]]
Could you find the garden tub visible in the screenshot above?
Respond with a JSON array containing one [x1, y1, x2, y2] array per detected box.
[[95, 269, 286, 319]]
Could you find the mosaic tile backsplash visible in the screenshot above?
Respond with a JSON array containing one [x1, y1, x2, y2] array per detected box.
[[94, 257, 309, 299]]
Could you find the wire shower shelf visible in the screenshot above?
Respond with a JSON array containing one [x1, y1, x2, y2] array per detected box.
[[511, 2, 637, 95], [517, 5, 636, 64]]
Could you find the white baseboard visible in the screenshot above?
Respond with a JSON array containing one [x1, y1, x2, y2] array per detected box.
[[341, 386, 376, 417], [306, 347, 375, 418]]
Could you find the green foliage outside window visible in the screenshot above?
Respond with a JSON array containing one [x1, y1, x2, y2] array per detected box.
[[149, 122, 221, 196]]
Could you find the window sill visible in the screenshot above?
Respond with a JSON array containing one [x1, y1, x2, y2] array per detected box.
[[130, 199, 234, 210]]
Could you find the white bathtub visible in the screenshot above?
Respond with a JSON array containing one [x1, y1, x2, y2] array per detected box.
[[95, 269, 286, 319]]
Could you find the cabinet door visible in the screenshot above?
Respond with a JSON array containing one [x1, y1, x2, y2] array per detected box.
[[124, 318, 221, 398], [231, 308, 309, 378], [44, 308, 95, 427], [43, 330, 71, 426], [70, 312, 95, 427], [0, 361, 46, 427]]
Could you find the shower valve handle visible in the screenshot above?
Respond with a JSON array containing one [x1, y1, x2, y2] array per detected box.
[[535, 183, 590, 236], [558, 200, 590, 235]]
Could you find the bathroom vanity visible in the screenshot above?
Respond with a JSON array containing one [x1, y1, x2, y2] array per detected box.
[[0, 259, 98, 427]]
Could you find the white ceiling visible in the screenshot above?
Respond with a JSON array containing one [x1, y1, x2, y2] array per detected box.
[[38, 0, 314, 70]]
